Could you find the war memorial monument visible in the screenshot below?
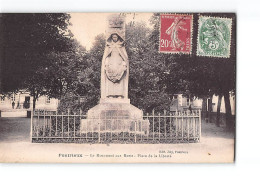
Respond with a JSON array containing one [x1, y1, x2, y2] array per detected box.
[[80, 14, 149, 134]]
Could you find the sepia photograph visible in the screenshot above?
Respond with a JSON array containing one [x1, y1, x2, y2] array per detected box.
[[0, 12, 236, 163]]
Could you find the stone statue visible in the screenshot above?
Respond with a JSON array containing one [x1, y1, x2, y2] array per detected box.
[[81, 14, 149, 135], [101, 33, 129, 99]]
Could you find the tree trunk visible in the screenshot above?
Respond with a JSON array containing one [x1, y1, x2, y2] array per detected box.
[[208, 96, 213, 123], [33, 96, 36, 111], [216, 95, 223, 127], [224, 91, 232, 131], [202, 97, 207, 122]]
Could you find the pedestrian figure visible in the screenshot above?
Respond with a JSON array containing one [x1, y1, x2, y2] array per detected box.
[[12, 101, 15, 109]]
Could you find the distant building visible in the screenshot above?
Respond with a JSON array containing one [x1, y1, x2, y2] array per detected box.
[[210, 94, 235, 115], [0, 90, 59, 117], [170, 94, 202, 112], [170, 93, 235, 115]]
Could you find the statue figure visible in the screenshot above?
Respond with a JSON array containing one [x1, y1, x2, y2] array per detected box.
[[81, 14, 149, 135], [101, 33, 129, 99]]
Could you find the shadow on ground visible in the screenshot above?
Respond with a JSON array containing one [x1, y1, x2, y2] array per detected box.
[[201, 120, 234, 140], [0, 117, 31, 142]]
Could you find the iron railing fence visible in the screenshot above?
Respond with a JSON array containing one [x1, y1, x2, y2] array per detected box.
[[31, 110, 201, 143]]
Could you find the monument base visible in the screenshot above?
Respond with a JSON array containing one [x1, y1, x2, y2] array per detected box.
[[80, 98, 149, 135]]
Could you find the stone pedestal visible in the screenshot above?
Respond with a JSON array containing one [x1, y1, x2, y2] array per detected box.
[[80, 98, 149, 135]]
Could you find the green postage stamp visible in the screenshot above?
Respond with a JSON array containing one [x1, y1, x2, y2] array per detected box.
[[197, 16, 232, 58]]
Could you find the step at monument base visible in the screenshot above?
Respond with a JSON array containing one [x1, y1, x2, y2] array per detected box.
[[80, 99, 149, 135]]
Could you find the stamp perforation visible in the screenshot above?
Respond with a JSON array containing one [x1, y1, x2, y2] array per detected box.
[[196, 15, 233, 58], [159, 13, 193, 55]]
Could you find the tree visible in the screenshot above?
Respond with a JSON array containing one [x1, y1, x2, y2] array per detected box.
[[125, 22, 171, 112], [1, 13, 72, 94], [0, 14, 82, 110], [23, 67, 49, 110], [80, 34, 105, 109], [216, 95, 223, 127], [57, 34, 105, 112]]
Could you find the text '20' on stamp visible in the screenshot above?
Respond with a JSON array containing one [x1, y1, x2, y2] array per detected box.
[[159, 14, 193, 54], [197, 16, 232, 58]]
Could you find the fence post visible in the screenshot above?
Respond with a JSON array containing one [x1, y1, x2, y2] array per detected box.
[[43, 109, 46, 137], [199, 109, 201, 142], [134, 121, 137, 143], [105, 112, 107, 141], [73, 113, 76, 140], [86, 112, 88, 141], [62, 112, 64, 138], [37, 110, 39, 140], [55, 111, 58, 136], [116, 115, 118, 141], [68, 109, 70, 137], [30, 109, 33, 142], [98, 114, 101, 143], [93, 115, 95, 141], [140, 120, 142, 142], [164, 110, 166, 139], [146, 112, 149, 141], [110, 113, 112, 141], [159, 112, 161, 141], [181, 111, 183, 141], [79, 109, 82, 137], [175, 112, 178, 141], [122, 117, 125, 141], [49, 113, 52, 137], [152, 110, 155, 141], [169, 112, 172, 139], [187, 111, 189, 142], [192, 111, 195, 140]]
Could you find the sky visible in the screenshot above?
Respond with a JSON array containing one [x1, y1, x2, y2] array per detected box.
[[69, 13, 153, 50]]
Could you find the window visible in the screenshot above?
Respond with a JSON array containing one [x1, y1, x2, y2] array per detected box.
[[46, 97, 51, 104], [80, 97, 85, 103], [182, 96, 192, 107], [0, 96, 4, 103], [178, 95, 182, 106], [11, 94, 15, 102]]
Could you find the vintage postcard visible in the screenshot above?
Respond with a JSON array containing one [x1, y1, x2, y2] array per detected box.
[[0, 12, 236, 163]]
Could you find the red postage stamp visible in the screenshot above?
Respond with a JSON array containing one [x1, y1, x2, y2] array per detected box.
[[159, 14, 193, 54]]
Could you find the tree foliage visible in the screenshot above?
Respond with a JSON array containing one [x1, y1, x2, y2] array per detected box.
[[126, 22, 171, 112], [57, 34, 105, 112], [1, 13, 72, 93]]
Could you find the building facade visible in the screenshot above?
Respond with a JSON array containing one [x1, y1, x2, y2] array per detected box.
[[170, 94, 202, 112], [0, 90, 59, 117], [210, 94, 235, 115], [170, 93, 235, 115]]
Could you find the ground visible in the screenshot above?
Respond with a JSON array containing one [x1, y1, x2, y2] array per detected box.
[[0, 117, 234, 163]]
